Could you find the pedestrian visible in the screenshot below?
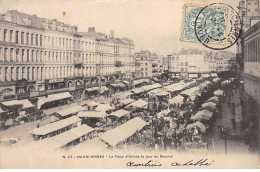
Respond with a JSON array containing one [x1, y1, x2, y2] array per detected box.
[[37, 123, 40, 128]]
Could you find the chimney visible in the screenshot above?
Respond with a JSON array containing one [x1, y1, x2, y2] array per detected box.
[[110, 30, 114, 38], [88, 27, 96, 33]]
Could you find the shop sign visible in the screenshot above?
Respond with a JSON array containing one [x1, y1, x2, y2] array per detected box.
[[49, 79, 64, 83]]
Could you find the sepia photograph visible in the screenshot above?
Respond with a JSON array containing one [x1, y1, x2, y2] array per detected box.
[[0, 0, 259, 169]]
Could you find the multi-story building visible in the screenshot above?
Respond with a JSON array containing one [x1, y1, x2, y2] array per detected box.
[[241, 21, 260, 153], [135, 51, 153, 78], [236, 0, 260, 71], [81, 27, 135, 81], [213, 51, 235, 72], [0, 10, 134, 101], [0, 10, 84, 100], [168, 49, 210, 77], [162, 56, 169, 72]]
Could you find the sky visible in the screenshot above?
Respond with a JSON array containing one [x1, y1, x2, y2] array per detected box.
[[0, 0, 239, 55]]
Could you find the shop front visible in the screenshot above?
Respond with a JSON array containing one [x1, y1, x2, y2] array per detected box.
[[45, 78, 65, 91], [0, 84, 16, 101]]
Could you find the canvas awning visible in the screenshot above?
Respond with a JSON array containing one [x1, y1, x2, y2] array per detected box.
[[214, 89, 224, 96], [121, 80, 130, 85], [213, 78, 220, 83], [198, 81, 211, 90], [80, 101, 99, 107], [77, 111, 107, 118], [208, 96, 218, 102], [73, 137, 108, 151], [37, 92, 72, 109], [120, 98, 135, 105], [39, 124, 94, 150], [95, 104, 114, 112], [221, 80, 231, 85], [210, 73, 218, 77], [132, 79, 144, 86], [126, 99, 148, 108], [169, 95, 184, 105], [155, 91, 169, 96], [1, 99, 34, 109], [148, 88, 163, 95], [180, 86, 200, 97], [56, 106, 86, 117], [100, 86, 109, 94], [108, 109, 130, 118], [191, 109, 213, 121], [85, 87, 100, 92], [189, 74, 198, 78], [186, 121, 206, 132], [99, 117, 148, 147], [31, 116, 82, 136], [131, 88, 145, 94], [202, 102, 216, 108], [201, 74, 210, 78]]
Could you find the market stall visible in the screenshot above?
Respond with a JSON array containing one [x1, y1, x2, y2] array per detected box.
[[31, 116, 82, 140], [99, 117, 148, 148]]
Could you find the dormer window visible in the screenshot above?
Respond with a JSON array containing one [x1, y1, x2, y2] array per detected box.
[[4, 14, 12, 22], [24, 18, 31, 26], [52, 24, 56, 30]]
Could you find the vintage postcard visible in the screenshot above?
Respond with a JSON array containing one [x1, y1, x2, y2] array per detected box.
[[0, 0, 259, 169]]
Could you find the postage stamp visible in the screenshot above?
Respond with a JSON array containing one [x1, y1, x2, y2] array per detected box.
[[180, 4, 205, 42], [181, 3, 242, 50]]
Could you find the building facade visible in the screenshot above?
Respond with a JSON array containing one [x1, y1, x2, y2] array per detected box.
[[168, 49, 210, 75], [241, 21, 260, 153], [135, 51, 153, 78], [0, 10, 134, 101]]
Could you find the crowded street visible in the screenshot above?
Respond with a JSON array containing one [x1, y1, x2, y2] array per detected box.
[[0, 75, 251, 155]]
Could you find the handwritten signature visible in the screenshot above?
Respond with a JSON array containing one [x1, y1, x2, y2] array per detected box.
[[126, 160, 162, 167], [171, 159, 214, 167], [126, 159, 214, 167]]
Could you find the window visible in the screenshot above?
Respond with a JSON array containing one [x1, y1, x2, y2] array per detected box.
[[41, 67, 43, 80], [5, 67, 8, 81], [0, 48, 2, 61], [36, 50, 39, 62], [10, 30, 14, 42], [3, 29, 7, 42], [32, 50, 34, 62], [36, 34, 38, 45], [9, 48, 14, 61], [31, 33, 34, 45], [11, 67, 14, 81], [27, 67, 30, 80], [16, 67, 19, 80], [40, 35, 42, 46], [4, 48, 8, 61], [22, 67, 25, 79], [27, 50, 30, 62], [26, 33, 29, 44], [32, 67, 35, 80], [21, 32, 24, 44], [21, 49, 24, 62]]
